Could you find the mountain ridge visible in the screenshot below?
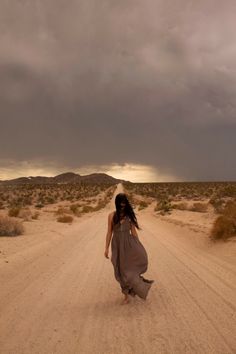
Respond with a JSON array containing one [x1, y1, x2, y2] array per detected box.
[[0, 171, 129, 185]]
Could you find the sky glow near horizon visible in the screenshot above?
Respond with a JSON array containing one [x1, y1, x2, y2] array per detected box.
[[0, 160, 178, 182]]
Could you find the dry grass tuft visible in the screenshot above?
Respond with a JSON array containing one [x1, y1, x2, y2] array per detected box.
[[32, 211, 40, 220], [57, 215, 73, 223], [18, 208, 32, 221], [81, 205, 95, 213], [154, 199, 172, 214], [138, 200, 149, 210], [55, 207, 72, 216], [70, 203, 81, 214], [209, 196, 225, 213], [8, 207, 21, 217], [210, 200, 236, 241], [172, 202, 188, 210], [35, 203, 45, 209], [0, 215, 24, 236], [189, 202, 208, 213]]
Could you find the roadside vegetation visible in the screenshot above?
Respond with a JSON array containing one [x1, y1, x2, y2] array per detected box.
[[0, 182, 116, 234], [123, 181, 236, 241], [0, 182, 115, 209], [210, 200, 236, 241], [0, 215, 24, 236]]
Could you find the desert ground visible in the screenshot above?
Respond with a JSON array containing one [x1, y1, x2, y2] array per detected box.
[[0, 182, 236, 354]]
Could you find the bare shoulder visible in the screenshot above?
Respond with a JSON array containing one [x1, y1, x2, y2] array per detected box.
[[108, 211, 115, 219]]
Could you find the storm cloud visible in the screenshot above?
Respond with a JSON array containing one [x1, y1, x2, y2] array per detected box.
[[0, 0, 236, 181]]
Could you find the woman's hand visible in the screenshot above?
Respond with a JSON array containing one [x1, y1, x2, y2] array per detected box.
[[104, 248, 109, 258]]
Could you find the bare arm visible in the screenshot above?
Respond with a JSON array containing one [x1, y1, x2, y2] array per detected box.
[[105, 213, 113, 258], [130, 222, 139, 239]]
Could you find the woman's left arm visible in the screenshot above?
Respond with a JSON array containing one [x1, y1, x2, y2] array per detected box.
[[130, 222, 139, 239]]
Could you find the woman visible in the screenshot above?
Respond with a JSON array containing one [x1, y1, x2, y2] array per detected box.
[[104, 193, 154, 305]]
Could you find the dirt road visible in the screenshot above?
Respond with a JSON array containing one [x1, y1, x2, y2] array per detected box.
[[0, 183, 236, 354]]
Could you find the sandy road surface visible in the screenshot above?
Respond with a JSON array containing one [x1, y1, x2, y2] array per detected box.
[[0, 183, 236, 354]]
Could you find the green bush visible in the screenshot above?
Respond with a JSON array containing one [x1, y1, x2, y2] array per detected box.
[[138, 201, 148, 210], [155, 199, 172, 214]]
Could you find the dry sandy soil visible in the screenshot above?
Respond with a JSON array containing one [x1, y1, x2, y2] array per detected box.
[[0, 183, 236, 354]]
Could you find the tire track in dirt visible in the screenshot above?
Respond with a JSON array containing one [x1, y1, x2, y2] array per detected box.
[[140, 215, 236, 353]]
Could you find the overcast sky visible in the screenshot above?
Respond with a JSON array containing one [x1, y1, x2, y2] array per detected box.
[[0, 0, 236, 182]]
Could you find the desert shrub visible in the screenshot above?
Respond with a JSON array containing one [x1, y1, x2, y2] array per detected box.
[[92, 205, 101, 211], [209, 196, 225, 213], [81, 205, 94, 213], [55, 207, 72, 215], [210, 201, 236, 241], [210, 217, 236, 241], [189, 202, 208, 213], [35, 203, 45, 209], [0, 215, 24, 236], [138, 201, 148, 210], [65, 195, 74, 201], [32, 211, 40, 220], [69, 203, 83, 216], [22, 197, 32, 206], [70, 203, 82, 214], [18, 208, 32, 221], [218, 185, 236, 198], [223, 200, 236, 217], [92, 200, 107, 211], [57, 215, 73, 223], [8, 207, 21, 217], [155, 199, 172, 214], [172, 202, 188, 210], [122, 181, 236, 202], [45, 196, 56, 204]]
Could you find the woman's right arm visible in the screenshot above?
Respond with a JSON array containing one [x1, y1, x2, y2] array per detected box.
[[105, 212, 114, 251]]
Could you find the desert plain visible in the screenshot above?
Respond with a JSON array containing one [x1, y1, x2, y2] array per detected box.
[[0, 181, 236, 354]]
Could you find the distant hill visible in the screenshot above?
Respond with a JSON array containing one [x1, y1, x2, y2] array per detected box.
[[0, 172, 129, 185]]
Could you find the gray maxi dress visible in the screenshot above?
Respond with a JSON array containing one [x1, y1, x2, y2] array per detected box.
[[111, 215, 154, 300]]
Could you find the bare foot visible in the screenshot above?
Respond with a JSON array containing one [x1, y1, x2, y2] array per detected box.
[[120, 295, 130, 305]]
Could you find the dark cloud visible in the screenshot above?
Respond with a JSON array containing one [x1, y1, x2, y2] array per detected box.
[[0, 0, 236, 181]]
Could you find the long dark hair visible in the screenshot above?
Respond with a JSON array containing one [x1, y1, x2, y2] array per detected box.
[[112, 193, 141, 230]]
